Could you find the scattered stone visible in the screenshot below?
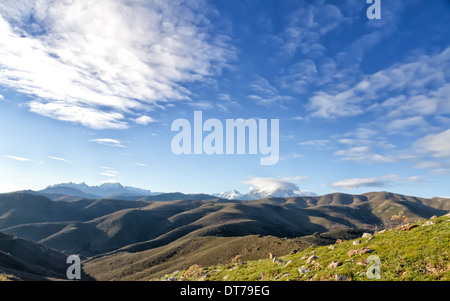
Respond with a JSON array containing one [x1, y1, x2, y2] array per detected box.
[[328, 245, 335, 250], [281, 260, 292, 268], [358, 247, 373, 254], [376, 230, 386, 235], [362, 233, 372, 238], [335, 239, 344, 244], [422, 221, 435, 227], [273, 257, 284, 264], [430, 215, 437, 219], [398, 224, 418, 231], [348, 247, 373, 257], [232, 255, 242, 263], [328, 261, 342, 269], [353, 240, 361, 245], [335, 274, 348, 281], [367, 236, 374, 241], [306, 255, 318, 264], [298, 267, 310, 274], [269, 253, 274, 259], [347, 249, 358, 257]]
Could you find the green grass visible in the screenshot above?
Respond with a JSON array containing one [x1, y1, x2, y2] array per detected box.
[[158, 214, 450, 281]]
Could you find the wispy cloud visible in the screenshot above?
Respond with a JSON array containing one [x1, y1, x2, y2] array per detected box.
[[0, 0, 234, 129], [306, 47, 450, 119], [242, 176, 315, 196], [414, 129, 450, 158], [90, 138, 125, 148], [332, 174, 422, 190], [48, 156, 71, 163], [248, 76, 292, 107], [133, 115, 156, 126], [134, 163, 148, 167], [6, 155, 29, 162]]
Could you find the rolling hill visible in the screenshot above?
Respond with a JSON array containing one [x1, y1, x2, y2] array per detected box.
[[159, 213, 450, 281], [0, 190, 448, 280]]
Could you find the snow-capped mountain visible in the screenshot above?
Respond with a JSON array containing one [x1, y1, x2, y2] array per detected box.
[[214, 188, 315, 200], [39, 182, 156, 198], [212, 190, 244, 200], [242, 187, 300, 200]]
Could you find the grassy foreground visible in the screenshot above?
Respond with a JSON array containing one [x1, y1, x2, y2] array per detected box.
[[158, 213, 450, 281]]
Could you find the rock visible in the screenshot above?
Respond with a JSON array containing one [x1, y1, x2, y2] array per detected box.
[[269, 253, 274, 259], [347, 249, 358, 257], [306, 255, 318, 264], [398, 224, 418, 231], [430, 215, 437, 219], [273, 257, 284, 264], [348, 247, 373, 256], [362, 233, 372, 238], [328, 245, 335, 250], [358, 247, 373, 254], [367, 236, 374, 241], [376, 230, 386, 235], [328, 261, 342, 269], [298, 267, 310, 274], [281, 260, 292, 268], [335, 274, 348, 281], [422, 221, 435, 226], [335, 239, 344, 244], [232, 255, 242, 263], [353, 240, 361, 245]]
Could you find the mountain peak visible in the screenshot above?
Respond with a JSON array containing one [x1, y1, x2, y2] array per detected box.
[[39, 182, 153, 199]]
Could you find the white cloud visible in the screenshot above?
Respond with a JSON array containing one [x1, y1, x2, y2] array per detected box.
[[385, 116, 430, 134], [0, 0, 234, 129], [332, 174, 421, 190], [243, 177, 299, 192], [307, 47, 450, 119], [101, 179, 120, 184], [48, 156, 70, 163], [242, 176, 315, 196], [333, 146, 397, 163], [133, 115, 156, 125], [134, 163, 148, 167], [299, 139, 331, 147], [248, 76, 293, 107], [90, 138, 125, 148], [414, 129, 450, 158], [6, 155, 29, 162]]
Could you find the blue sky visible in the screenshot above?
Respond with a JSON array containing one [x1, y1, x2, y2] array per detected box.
[[0, 0, 449, 198]]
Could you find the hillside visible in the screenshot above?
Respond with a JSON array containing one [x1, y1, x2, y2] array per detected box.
[[1, 191, 449, 257], [158, 213, 450, 281], [0, 231, 69, 280], [83, 228, 367, 280]]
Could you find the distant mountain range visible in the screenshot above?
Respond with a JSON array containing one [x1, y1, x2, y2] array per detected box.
[[32, 182, 158, 200], [22, 182, 316, 201], [213, 187, 316, 200]]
